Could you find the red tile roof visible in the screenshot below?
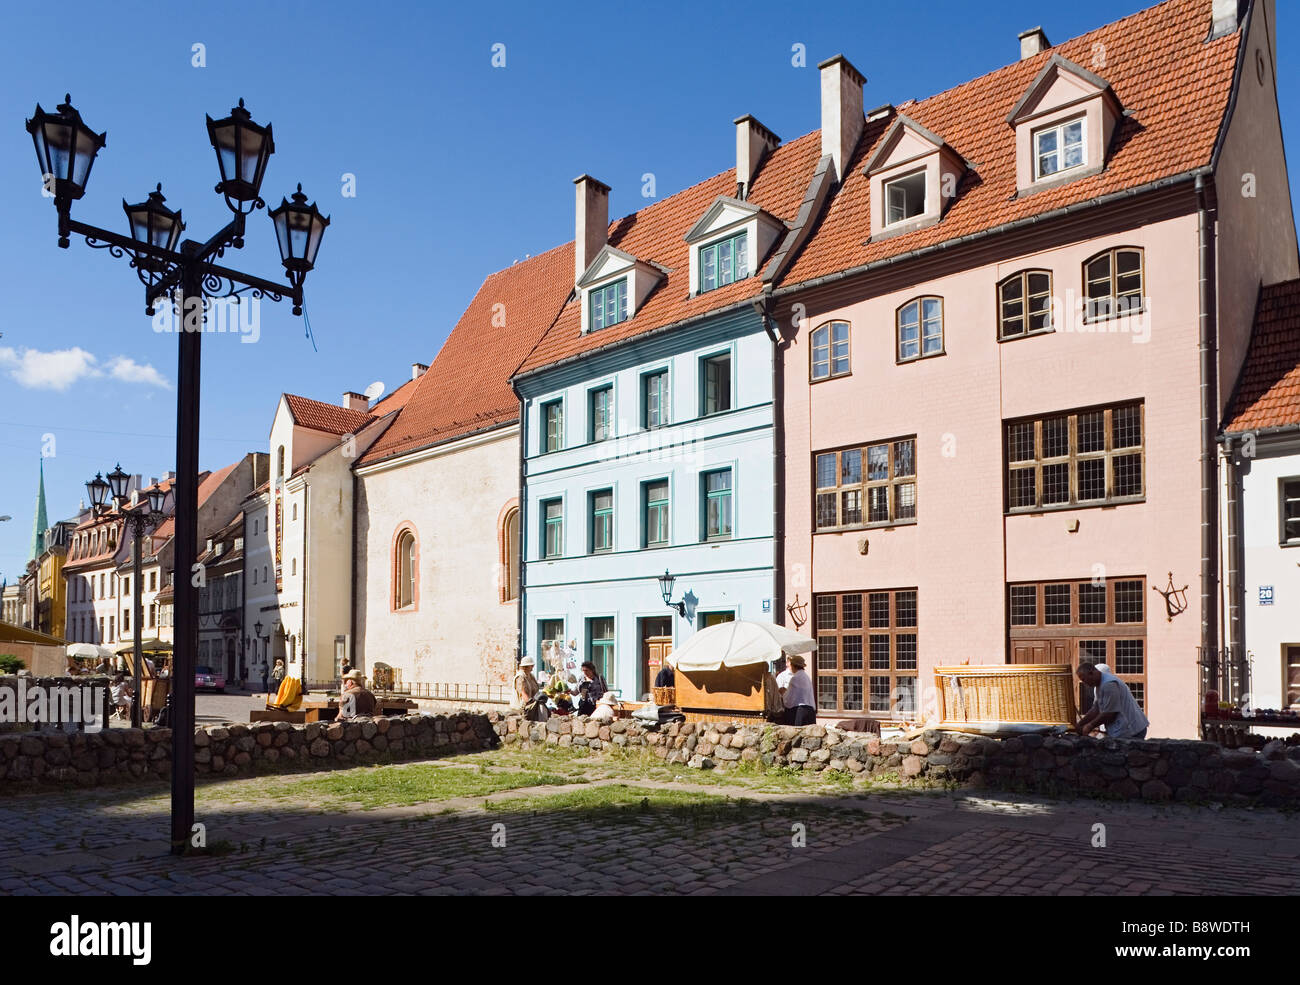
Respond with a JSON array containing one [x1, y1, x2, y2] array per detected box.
[[514, 132, 822, 375], [358, 242, 576, 465], [1223, 279, 1300, 434], [780, 0, 1241, 286], [283, 393, 376, 436], [370, 377, 417, 417]]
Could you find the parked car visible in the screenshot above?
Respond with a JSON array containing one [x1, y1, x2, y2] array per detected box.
[[195, 666, 226, 693]]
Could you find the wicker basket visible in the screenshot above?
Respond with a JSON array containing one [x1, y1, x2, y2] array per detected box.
[[653, 686, 676, 706], [934, 664, 1077, 726]]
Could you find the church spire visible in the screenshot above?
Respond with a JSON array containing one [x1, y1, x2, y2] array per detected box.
[[30, 459, 48, 562]]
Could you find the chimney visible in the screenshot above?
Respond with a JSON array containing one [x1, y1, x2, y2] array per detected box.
[[1210, 0, 1244, 39], [342, 391, 369, 413], [819, 55, 866, 184], [411, 363, 429, 381], [573, 174, 610, 283], [734, 115, 781, 200], [1018, 26, 1050, 59]]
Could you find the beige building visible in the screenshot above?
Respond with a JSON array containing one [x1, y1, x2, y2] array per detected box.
[[353, 244, 573, 694]]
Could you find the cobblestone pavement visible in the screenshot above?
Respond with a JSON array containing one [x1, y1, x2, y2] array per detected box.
[[2, 773, 1298, 895]]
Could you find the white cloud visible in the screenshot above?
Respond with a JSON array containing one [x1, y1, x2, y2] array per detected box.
[[0, 346, 170, 392], [104, 356, 172, 390]]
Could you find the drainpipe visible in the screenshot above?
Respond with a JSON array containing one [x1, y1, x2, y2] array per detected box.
[[752, 294, 785, 623], [1196, 174, 1221, 690], [350, 469, 359, 674], [1221, 440, 1243, 698]]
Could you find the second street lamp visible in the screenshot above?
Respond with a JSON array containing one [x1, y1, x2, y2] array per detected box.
[[31, 94, 328, 855]]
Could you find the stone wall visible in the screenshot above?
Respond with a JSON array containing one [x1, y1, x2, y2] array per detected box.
[[0, 712, 497, 788], [493, 713, 1300, 807]]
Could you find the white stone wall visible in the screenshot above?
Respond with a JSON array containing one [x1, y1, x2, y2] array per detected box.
[[355, 426, 521, 691], [1239, 439, 1300, 709]]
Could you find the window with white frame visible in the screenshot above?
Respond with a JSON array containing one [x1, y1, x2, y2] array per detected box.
[[542, 399, 564, 453], [1034, 117, 1085, 179], [589, 278, 628, 331], [811, 321, 850, 381], [884, 171, 926, 226], [698, 231, 748, 293], [1282, 478, 1300, 546], [896, 297, 944, 361], [589, 386, 613, 442], [643, 370, 669, 429]]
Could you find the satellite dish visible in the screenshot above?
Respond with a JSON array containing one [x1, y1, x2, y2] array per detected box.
[[363, 381, 385, 402]]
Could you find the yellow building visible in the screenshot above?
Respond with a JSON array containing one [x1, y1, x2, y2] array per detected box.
[[35, 521, 76, 640]]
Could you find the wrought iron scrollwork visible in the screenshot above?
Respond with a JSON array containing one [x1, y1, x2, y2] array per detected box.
[[83, 234, 127, 259]]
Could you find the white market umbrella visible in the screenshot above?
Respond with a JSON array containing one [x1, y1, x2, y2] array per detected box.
[[666, 620, 817, 673], [66, 643, 103, 659]]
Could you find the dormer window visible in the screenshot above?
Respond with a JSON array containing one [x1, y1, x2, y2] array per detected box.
[[884, 172, 926, 226], [1034, 118, 1085, 179], [684, 196, 783, 297], [699, 231, 748, 293], [576, 245, 662, 334], [589, 278, 628, 330], [864, 115, 965, 241], [1007, 54, 1123, 195]]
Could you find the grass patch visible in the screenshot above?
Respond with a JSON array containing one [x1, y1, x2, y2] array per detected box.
[[267, 763, 579, 810], [485, 784, 729, 814]]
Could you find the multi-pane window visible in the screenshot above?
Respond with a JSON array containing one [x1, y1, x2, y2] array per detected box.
[[589, 278, 628, 331], [884, 172, 926, 225], [897, 297, 943, 362], [699, 231, 748, 293], [643, 370, 669, 428], [814, 589, 918, 716], [702, 469, 733, 541], [1007, 577, 1147, 710], [1034, 118, 1085, 179], [810, 321, 850, 381], [1006, 402, 1144, 510], [1280, 478, 1300, 546], [815, 438, 916, 530], [541, 499, 563, 559], [589, 489, 613, 554], [998, 270, 1053, 340], [542, 399, 564, 453], [644, 480, 669, 547], [1084, 247, 1144, 320], [589, 385, 613, 442], [701, 353, 732, 415], [588, 617, 614, 682]]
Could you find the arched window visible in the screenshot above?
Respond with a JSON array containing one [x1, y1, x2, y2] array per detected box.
[[997, 270, 1053, 340], [393, 526, 418, 611], [504, 508, 520, 602], [896, 297, 944, 363], [810, 321, 851, 381], [1083, 247, 1144, 321], [276, 445, 285, 479]]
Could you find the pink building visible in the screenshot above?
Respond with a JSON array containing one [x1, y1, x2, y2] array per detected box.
[[769, 0, 1297, 736]]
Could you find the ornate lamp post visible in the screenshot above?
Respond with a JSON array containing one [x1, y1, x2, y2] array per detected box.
[[30, 95, 328, 856], [92, 466, 167, 728]]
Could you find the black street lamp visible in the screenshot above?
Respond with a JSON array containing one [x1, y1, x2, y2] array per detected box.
[[93, 470, 168, 729], [32, 94, 328, 856], [658, 570, 687, 618]]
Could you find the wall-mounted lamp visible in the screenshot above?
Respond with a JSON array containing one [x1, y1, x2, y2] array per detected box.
[[657, 570, 686, 617]]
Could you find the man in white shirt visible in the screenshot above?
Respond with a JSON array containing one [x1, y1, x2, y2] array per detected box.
[[1075, 663, 1149, 740], [780, 654, 816, 726]]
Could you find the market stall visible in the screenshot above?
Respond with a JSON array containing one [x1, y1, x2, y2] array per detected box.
[[116, 639, 173, 723], [666, 620, 815, 723]]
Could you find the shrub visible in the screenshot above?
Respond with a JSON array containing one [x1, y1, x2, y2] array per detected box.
[[0, 654, 25, 674]]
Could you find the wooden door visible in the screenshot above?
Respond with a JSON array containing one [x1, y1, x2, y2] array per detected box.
[[643, 636, 672, 697], [1010, 639, 1069, 664]]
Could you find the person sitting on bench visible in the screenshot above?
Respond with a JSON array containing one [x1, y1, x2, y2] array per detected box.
[[337, 669, 376, 720]]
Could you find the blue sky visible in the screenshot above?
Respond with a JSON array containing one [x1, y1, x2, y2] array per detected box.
[[1, 0, 1296, 582]]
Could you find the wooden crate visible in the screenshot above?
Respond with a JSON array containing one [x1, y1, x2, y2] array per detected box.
[[675, 665, 780, 723], [652, 686, 676, 706], [934, 663, 1076, 726]]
